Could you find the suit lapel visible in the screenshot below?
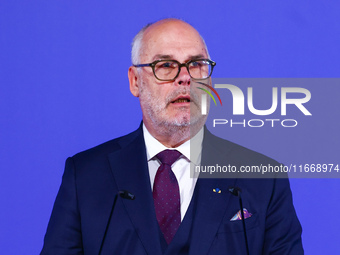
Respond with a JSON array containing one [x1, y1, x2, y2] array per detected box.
[[189, 128, 238, 255], [104, 126, 239, 254], [108, 127, 163, 255]]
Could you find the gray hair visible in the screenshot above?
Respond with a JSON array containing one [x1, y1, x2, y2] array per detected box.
[[131, 19, 210, 65], [131, 23, 153, 65]]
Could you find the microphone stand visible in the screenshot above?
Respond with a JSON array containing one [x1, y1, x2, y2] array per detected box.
[[229, 187, 250, 255]]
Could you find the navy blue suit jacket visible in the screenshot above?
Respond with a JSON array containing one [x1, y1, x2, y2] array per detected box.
[[41, 125, 303, 254]]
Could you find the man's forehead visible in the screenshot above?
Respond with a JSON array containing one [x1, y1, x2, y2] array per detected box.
[[151, 54, 206, 62], [141, 23, 207, 61]]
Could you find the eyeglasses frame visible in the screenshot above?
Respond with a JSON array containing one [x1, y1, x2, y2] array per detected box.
[[133, 59, 216, 81]]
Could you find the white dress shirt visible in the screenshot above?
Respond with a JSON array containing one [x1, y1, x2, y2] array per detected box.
[[143, 124, 203, 221]]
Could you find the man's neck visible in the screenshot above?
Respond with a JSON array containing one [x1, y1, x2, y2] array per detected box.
[[143, 122, 201, 148]]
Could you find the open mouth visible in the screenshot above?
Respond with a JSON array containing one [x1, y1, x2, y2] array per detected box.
[[171, 96, 191, 104]]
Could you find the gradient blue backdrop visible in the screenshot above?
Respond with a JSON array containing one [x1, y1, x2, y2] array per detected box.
[[1, 1, 339, 254]]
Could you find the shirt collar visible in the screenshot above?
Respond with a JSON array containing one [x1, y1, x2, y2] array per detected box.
[[143, 124, 203, 165]]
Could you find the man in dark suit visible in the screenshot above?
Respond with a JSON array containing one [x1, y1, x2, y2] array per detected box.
[[41, 19, 303, 254]]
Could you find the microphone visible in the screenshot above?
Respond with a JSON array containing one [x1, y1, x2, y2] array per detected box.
[[98, 190, 135, 255], [229, 187, 250, 255], [119, 190, 135, 200], [228, 186, 242, 197]]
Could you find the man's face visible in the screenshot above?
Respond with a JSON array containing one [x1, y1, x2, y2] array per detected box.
[[130, 21, 209, 133]]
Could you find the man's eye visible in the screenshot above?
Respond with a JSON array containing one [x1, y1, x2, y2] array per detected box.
[[190, 61, 202, 67], [160, 62, 175, 68]]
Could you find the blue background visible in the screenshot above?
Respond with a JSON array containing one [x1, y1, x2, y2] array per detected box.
[[1, 1, 339, 254]]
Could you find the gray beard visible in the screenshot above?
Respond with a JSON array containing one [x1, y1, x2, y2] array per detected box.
[[139, 80, 207, 140]]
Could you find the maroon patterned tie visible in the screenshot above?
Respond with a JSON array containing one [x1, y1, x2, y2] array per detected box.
[[153, 149, 182, 244]]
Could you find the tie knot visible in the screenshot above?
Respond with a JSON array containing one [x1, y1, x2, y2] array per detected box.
[[156, 149, 182, 166]]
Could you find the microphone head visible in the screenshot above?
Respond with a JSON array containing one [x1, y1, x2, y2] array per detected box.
[[229, 187, 242, 196], [119, 190, 135, 200]]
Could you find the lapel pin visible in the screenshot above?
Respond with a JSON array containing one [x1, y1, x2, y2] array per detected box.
[[213, 188, 222, 193]]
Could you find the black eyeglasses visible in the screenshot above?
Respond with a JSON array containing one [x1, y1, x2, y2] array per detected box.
[[133, 59, 216, 81]]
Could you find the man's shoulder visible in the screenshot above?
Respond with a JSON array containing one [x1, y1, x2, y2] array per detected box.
[[71, 125, 143, 163], [203, 128, 280, 166]]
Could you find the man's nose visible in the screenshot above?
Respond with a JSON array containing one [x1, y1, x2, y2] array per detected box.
[[176, 66, 191, 86]]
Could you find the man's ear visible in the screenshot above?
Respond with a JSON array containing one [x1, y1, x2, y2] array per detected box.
[[128, 66, 139, 97]]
